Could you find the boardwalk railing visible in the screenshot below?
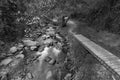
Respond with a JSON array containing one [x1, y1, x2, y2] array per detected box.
[[73, 34, 120, 79]]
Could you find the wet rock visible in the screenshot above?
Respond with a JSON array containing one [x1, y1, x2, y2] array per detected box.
[[0, 57, 12, 65], [22, 39, 38, 46], [9, 46, 18, 54]]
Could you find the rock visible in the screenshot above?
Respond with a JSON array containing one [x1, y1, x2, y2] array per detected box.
[[10, 58, 20, 67], [14, 77, 22, 80], [56, 34, 62, 40], [53, 47, 61, 57], [0, 40, 4, 45], [17, 43, 24, 50], [25, 47, 29, 50], [25, 76, 29, 80], [0, 53, 7, 57], [44, 56, 52, 62], [19, 51, 23, 54], [22, 39, 38, 46], [38, 45, 45, 52], [49, 59, 56, 65], [64, 73, 72, 80], [15, 54, 24, 59], [27, 73, 33, 79], [42, 35, 50, 39], [30, 46, 37, 51], [36, 51, 42, 56], [46, 71, 52, 80], [0, 57, 12, 65], [44, 39, 54, 44], [9, 46, 18, 54]]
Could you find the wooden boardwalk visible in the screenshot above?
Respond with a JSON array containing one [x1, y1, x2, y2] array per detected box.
[[73, 34, 120, 78]]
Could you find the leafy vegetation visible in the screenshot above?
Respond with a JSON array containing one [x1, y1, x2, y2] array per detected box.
[[73, 0, 120, 34], [0, 0, 118, 80]]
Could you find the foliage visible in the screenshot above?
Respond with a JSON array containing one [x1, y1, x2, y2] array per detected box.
[[0, 0, 27, 42], [84, 0, 120, 34]]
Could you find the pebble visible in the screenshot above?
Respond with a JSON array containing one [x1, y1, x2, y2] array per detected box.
[[9, 46, 18, 53]]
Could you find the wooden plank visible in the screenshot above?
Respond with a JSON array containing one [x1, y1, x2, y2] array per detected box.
[[74, 34, 120, 76]]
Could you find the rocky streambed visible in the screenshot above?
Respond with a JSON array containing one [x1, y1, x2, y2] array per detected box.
[[0, 21, 117, 80], [0, 24, 69, 80]]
